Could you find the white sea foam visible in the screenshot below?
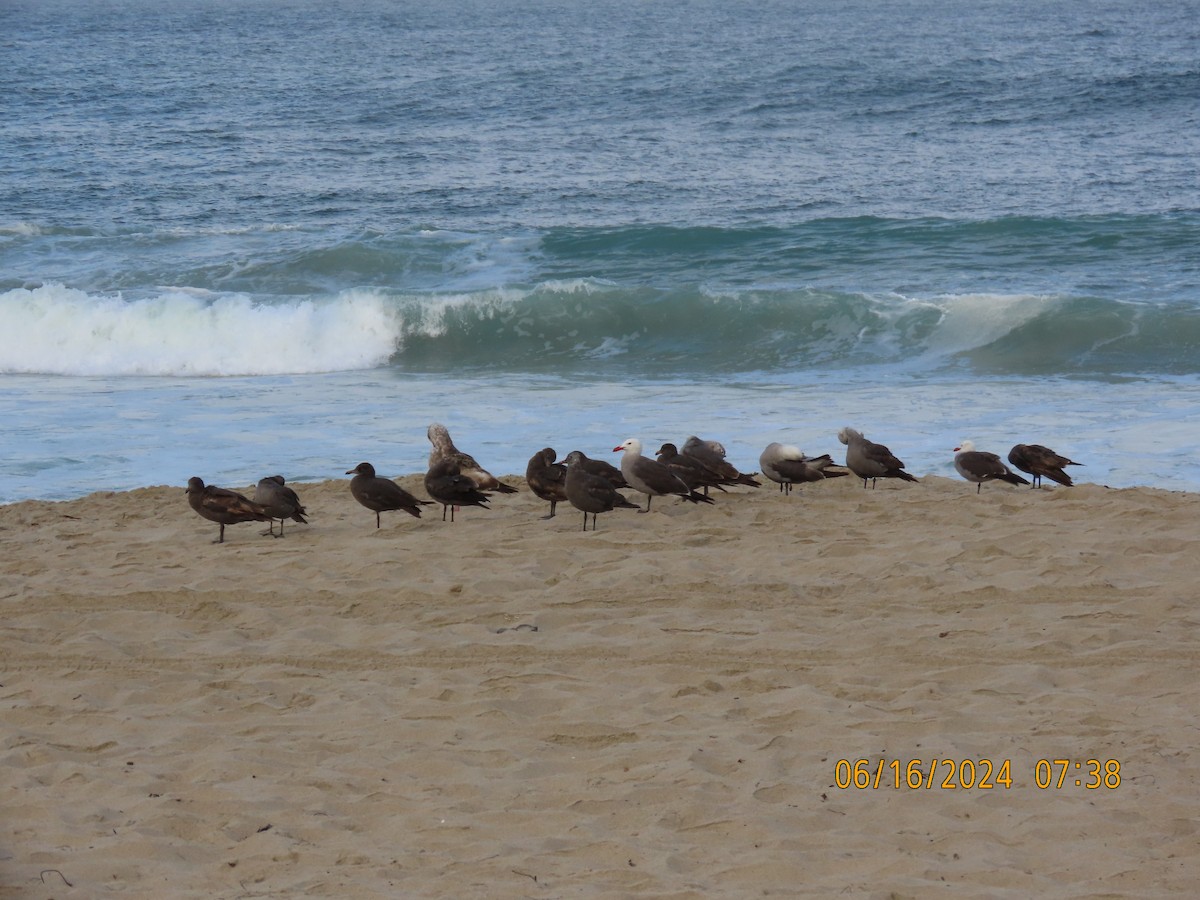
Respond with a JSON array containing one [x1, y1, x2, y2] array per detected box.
[[0, 284, 405, 376], [429, 230, 544, 290], [0, 222, 44, 236], [920, 292, 1059, 358], [580, 335, 635, 359]]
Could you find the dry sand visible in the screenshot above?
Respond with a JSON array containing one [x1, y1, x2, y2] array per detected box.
[[3, 469, 1199, 898]]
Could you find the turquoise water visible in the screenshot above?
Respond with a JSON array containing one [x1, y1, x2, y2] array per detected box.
[[2, 0, 1198, 500]]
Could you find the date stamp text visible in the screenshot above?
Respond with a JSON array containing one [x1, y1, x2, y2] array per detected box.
[[833, 758, 1122, 790]]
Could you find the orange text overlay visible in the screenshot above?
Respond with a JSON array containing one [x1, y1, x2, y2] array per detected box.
[[833, 758, 1122, 790]]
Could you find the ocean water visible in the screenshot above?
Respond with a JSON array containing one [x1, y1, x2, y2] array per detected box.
[[2, 0, 1198, 502]]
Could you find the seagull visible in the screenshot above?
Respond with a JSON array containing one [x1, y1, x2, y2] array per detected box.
[[683, 435, 726, 458], [838, 427, 919, 489], [1007, 444, 1082, 488], [571, 450, 628, 489], [346, 463, 434, 528], [427, 423, 518, 494], [758, 443, 846, 494], [563, 450, 640, 530], [185, 477, 272, 543], [613, 438, 716, 513], [680, 435, 761, 491], [253, 475, 308, 537], [424, 457, 492, 522], [954, 441, 1030, 493], [525, 447, 569, 519], [655, 443, 728, 494]]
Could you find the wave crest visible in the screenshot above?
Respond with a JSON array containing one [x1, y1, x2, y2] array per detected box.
[[0, 284, 402, 376], [2, 281, 1194, 377]]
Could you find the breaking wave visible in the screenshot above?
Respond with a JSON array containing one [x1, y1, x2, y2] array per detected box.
[[3, 279, 1195, 377]]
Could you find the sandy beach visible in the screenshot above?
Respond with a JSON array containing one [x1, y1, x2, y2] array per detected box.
[[3, 471, 1198, 898]]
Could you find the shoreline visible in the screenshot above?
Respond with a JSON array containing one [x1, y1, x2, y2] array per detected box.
[[5, 370, 1200, 506], [4, 474, 1199, 896], [5, 468, 1200, 512]]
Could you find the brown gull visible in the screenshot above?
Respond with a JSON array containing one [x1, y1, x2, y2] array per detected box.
[[954, 441, 1030, 493], [525, 447, 569, 519], [427, 423, 518, 493], [346, 462, 434, 528], [186, 476, 272, 544], [424, 457, 492, 522], [837, 427, 919, 489], [253, 475, 309, 537], [572, 450, 628, 489], [563, 450, 639, 530], [1007, 443, 1082, 488], [655, 442, 727, 494], [680, 435, 761, 491]]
